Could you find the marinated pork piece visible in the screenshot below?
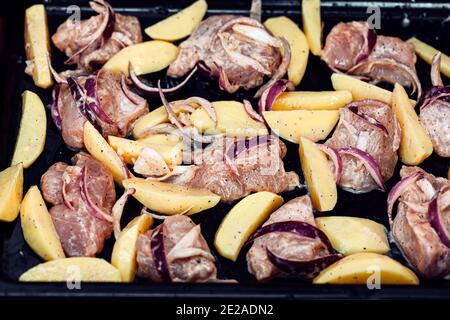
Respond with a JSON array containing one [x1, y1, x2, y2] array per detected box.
[[52, 0, 142, 70], [247, 196, 341, 282], [159, 136, 299, 202], [322, 21, 421, 96], [136, 215, 217, 282], [419, 54, 450, 157], [52, 69, 148, 149], [325, 100, 401, 192], [389, 166, 450, 279], [40, 152, 116, 257], [167, 3, 287, 95]]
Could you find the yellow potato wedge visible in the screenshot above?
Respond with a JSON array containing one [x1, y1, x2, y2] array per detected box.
[[132, 102, 192, 139], [448, 167, 450, 180], [302, 0, 322, 56], [112, 214, 153, 282], [24, 4, 53, 89], [272, 90, 352, 110], [313, 252, 419, 285], [11, 90, 46, 168], [19, 257, 121, 282], [264, 16, 309, 86], [20, 186, 65, 261], [191, 101, 268, 137], [331, 73, 415, 106], [145, 0, 207, 42], [103, 40, 179, 76], [214, 192, 284, 261], [132, 106, 170, 138], [392, 83, 433, 165], [0, 164, 23, 222], [123, 178, 221, 215], [83, 122, 129, 184], [108, 136, 183, 165], [299, 137, 337, 212], [263, 110, 339, 143], [315, 216, 390, 256], [138, 133, 182, 146], [408, 37, 450, 78]]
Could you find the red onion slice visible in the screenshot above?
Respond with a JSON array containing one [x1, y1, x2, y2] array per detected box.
[[254, 37, 292, 98], [355, 28, 377, 64], [64, 0, 115, 65], [50, 84, 62, 130], [387, 172, 423, 225], [247, 220, 335, 252], [185, 96, 216, 124], [112, 188, 135, 240], [428, 195, 450, 248], [197, 62, 216, 80], [339, 147, 386, 191], [129, 64, 197, 97], [316, 144, 342, 183], [258, 79, 295, 115], [84, 73, 114, 124], [347, 105, 388, 135], [218, 67, 240, 93], [243, 99, 264, 123], [67, 77, 98, 128], [267, 248, 342, 278], [151, 225, 172, 282], [79, 165, 113, 222], [47, 55, 67, 84], [431, 53, 444, 87], [232, 24, 282, 48], [225, 135, 274, 160]]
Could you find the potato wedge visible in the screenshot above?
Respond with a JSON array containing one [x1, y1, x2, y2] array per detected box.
[[392, 83, 433, 165], [83, 122, 129, 184], [24, 4, 53, 89], [145, 0, 207, 42], [408, 37, 450, 78], [138, 133, 182, 146], [19, 257, 121, 282], [123, 178, 221, 215], [313, 253, 419, 285], [264, 16, 309, 86], [191, 101, 268, 137], [263, 110, 339, 143], [0, 164, 23, 222], [108, 136, 183, 165], [272, 91, 352, 110], [11, 90, 46, 168], [315, 217, 390, 256], [214, 192, 284, 261], [302, 0, 322, 56], [331, 73, 415, 106], [112, 214, 153, 282], [103, 40, 179, 76], [132, 102, 192, 139], [299, 137, 337, 212], [20, 186, 65, 261]]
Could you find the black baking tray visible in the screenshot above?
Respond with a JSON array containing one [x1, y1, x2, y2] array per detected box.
[[0, 0, 449, 300]]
